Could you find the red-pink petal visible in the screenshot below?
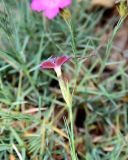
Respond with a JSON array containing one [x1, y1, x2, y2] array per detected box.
[[40, 61, 55, 69], [43, 7, 59, 19], [59, 0, 72, 8], [56, 56, 71, 66], [31, 0, 46, 11]]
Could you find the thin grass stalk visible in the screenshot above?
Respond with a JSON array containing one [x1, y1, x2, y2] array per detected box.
[[99, 17, 125, 74]]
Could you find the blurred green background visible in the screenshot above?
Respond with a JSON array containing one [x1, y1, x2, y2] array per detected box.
[[0, 0, 128, 159]]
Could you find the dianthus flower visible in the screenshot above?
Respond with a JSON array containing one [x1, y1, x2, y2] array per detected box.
[[31, 0, 72, 19], [40, 55, 72, 106], [40, 55, 71, 76]]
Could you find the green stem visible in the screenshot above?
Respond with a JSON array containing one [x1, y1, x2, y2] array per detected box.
[[55, 67, 77, 159], [69, 105, 77, 160], [65, 19, 76, 57], [58, 76, 67, 103], [99, 17, 125, 75], [55, 67, 67, 104], [64, 16, 78, 160]]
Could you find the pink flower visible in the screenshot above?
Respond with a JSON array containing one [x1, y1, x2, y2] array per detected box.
[[31, 0, 72, 19], [40, 55, 71, 70], [40, 55, 72, 106]]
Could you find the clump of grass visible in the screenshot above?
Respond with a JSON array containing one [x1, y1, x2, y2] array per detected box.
[[0, 0, 128, 159]]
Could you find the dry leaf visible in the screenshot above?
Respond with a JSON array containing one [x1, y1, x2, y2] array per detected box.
[[103, 146, 114, 152], [92, 0, 115, 8], [92, 136, 102, 143], [115, 0, 128, 5], [9, 154, 16, 160], [121, 95, 128, 102]]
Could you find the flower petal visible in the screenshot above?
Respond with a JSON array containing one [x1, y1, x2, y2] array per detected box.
[[31, 0, 46, 11], [59, 0, 72, 8], [43, 0, 61, 9], [43, 7, 59, 19], [40, 61, 55, 69], [56, 56, 71, 66]]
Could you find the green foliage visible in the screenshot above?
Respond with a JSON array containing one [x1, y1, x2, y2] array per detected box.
[[0, 0, 127, 159]]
